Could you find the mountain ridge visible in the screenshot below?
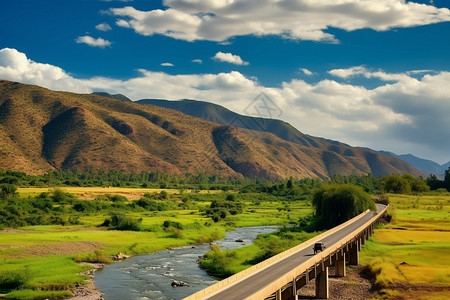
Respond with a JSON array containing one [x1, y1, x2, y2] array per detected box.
[[378, 151, 448, 179], [0, 81, 422, 179]]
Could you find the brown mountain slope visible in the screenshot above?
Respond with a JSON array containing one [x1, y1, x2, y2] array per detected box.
[[0, 80, 422, 179]]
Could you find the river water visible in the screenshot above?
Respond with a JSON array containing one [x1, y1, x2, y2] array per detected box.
[[94, 226, 278, 300]]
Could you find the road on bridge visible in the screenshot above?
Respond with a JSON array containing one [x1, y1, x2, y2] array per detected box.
[[201, 204, 385, 300]]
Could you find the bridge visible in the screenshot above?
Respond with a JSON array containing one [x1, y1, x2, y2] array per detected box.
[[184, 204, 387, 300]]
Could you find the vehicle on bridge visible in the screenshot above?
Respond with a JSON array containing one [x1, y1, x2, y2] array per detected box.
[[313, 242, 326, 254]]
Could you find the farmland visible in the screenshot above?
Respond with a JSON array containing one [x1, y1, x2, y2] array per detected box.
[[361, 193, 450, 299]]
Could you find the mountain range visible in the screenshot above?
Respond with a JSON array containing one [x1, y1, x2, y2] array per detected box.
[[137, 98, 448, 178], [377, 151, 449, 179], [0, 80, 421, 179]]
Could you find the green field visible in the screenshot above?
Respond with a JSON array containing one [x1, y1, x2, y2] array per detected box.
[[0, 188, 313, 299], [360, 193, 450, 299]]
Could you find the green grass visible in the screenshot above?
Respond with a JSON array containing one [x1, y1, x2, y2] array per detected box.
[[360, 194, 450, 298], [1, 190, 315, 299], [0, 256, 90, 299]]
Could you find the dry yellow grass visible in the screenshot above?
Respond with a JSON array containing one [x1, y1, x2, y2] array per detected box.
[[17, 187, 222, 200], [361, 194, 450, 298]]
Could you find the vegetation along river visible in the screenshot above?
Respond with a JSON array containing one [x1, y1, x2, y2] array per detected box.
[[94, 226, 278, 300]]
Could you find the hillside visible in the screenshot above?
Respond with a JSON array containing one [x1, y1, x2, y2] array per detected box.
[[137, 99, 324, 147], [0, 81, 421, 179]]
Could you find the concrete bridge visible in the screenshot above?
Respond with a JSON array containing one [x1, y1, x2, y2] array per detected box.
[[184, 204, 387, 300]]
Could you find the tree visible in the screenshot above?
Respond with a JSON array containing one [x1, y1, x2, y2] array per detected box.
[[402, 174, 429, 193], [312, 184, 376, 228], [426, 174, 443, 190], [286, 178, 293, 190], [445, 167, 450, 192], [381, 175, 411, 194], [0, 184, 17, 200]]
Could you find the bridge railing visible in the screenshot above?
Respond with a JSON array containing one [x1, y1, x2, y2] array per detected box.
[[244, 205, 388, 299], [184, 205, 387, 300]]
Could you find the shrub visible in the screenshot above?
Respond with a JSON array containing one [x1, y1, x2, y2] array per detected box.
[[206, 194, 244, 222], [102, 212, 142, 231], [106, 194, 128, 202], [162, 220, 183, 229], [135, 198, 170, 211]]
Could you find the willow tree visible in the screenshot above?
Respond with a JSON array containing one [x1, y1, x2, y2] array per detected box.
[[312, 184, 376, 229]]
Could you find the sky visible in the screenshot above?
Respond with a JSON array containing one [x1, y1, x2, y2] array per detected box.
[[0, 0, 449, 164]]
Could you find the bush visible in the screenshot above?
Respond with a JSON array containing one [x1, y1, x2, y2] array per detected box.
[[102, 213, 142, 231], [107, 194, 127, 202], [51, 189, 73, 203], [206, 194, 244, 222], [200, 245, 236, 277], [135, 198, 170, 211], [162, 220, 183, 229]]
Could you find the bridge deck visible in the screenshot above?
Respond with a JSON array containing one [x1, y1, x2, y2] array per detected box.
[[199, 204, 384, 300]]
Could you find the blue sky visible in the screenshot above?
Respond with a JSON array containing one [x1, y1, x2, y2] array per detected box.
[[1, 0, 449, 164]]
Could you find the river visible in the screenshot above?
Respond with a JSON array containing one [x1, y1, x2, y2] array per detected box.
[[94, 226, 278, 300]]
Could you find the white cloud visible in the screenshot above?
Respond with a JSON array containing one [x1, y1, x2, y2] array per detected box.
[[116, 19, 131, 28], [1, 47, 449, 163], [212, 52, 249, 65], [0, 48, 91, 93], [161, 62, 174, 67], [329, 66, 415, 82], [328, 66, 368, 79], [299, 68, 313, 76], [192, 59, 202, 64], [95, 23, 112, 32], [109, 1, 450, 42], [75, 36, 112, 48]]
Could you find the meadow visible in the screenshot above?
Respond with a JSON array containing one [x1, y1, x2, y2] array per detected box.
[[360, 192, 450, 299], [0, 187, 313, 299]]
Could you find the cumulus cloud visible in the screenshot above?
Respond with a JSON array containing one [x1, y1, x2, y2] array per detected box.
[[212, 52, 249, 65], [110, 0, 450, 42], [329, 66, 412, 82], [1, 48, 449, 162], [0, 48, 91, 93], [192, 59, 203, 64], [75, 36, 112, 48], [161, 62, 174, 67], [95, 23, 112, 31]]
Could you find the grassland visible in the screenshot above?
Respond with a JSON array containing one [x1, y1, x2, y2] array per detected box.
[[360, 192, 450, 299], [0, 188, 313, 299]]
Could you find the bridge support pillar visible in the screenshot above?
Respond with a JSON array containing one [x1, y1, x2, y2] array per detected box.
[[349, 241, 359, 265], [335, 252, 346, 277], [315, 267, 329, 299], [276, 288, 282, 300]]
